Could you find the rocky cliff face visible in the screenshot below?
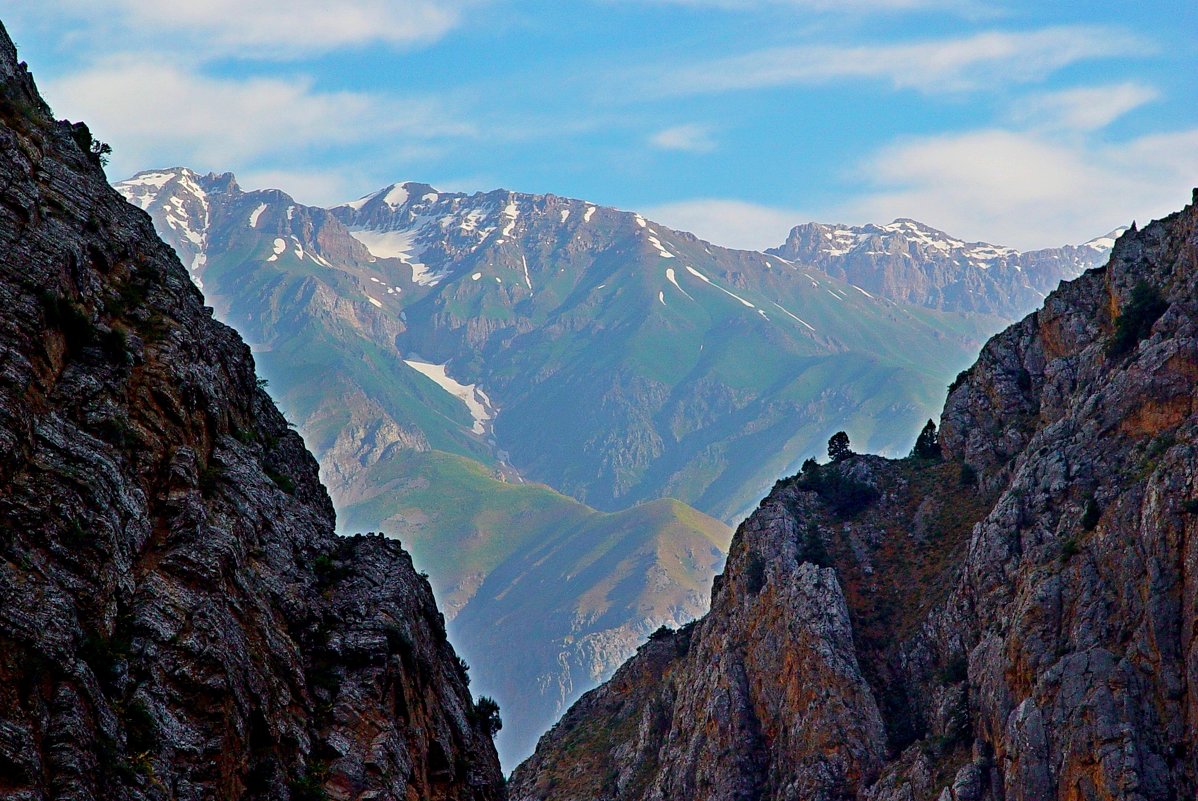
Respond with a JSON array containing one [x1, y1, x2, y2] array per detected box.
[[0, 23, 501, 801], [769, 218, 1118, 320], [511, 195, 1198, 801]]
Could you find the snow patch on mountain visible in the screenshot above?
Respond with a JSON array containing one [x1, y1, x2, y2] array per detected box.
[[502, 200, 520, 238], [521, 254, 533, 290], [647, 233, 675, 259], [771, 302, 816, 332], [249, 203, 268, 228], [402, 359, 497, 436], [384, 184, 410, 209], [684, 265, 755, 309], [1083, 227, 1129, 251], [665, 268, 693, 300]]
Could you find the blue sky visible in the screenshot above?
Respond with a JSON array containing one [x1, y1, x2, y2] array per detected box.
[[5, 1, 1195, 249]]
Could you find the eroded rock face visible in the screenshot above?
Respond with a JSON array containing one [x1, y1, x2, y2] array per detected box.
[[0, 23, 501, 801], [511, 197, 1198, 801]]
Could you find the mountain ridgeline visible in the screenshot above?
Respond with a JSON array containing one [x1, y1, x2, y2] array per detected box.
[[114, 169, 1074, 526], [0, 23, 501, 800], [116, 166, 1112, 769], [510, 197, 1198, 800], [769, 218, 1122, 319]]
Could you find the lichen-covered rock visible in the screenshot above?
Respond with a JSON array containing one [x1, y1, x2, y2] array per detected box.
[[0, 22, 501, 801], [511, 193, 1198, 800]]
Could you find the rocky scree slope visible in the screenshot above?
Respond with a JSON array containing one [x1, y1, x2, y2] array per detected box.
[[510, 195, 1198, 801], [770, 218, 1117, 319], [0, 24, 501, 801]]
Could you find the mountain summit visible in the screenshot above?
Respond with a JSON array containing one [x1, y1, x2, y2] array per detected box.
[[769, 217, 1117, 318]]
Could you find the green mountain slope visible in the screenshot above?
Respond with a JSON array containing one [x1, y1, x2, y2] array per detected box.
[[329, 186, 1003, 522], [337, 448, 731, 763]]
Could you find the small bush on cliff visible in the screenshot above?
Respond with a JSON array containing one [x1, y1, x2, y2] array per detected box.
[[1060, 536, 1080, 561], [827, 431, 852, 462], [745, 553, 767, 594], [289, 763, 330, 801], [68, 121, 112, 168], [937, 655, 968, 685], [959, 463, 978, 487], [1080, 497, 1101, 531], [124, 698, 158, 755], [797, 524, 831, 568], [455, 655, 471, 686], [313, 554, 349, 585], [470, 696, 503, 737], [266, 467, 296, 495], [39, 291, 95, 351], [1108, 281, 1167, 357], [795, 461, 878, 517], [910, 419, 941, 461]]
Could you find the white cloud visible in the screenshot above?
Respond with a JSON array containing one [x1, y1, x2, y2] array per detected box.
[[649, 124, 717, 153], [642, 199, 808, 250], [44, 0, 473, 58], [622, 0, 964, 9], [45, 56, 471, 181], [844, 127, 1198, 248], [644, 125, 1198, 252], [237, 168, 377, 209], [644, 27, 1148, 97], [1012, 82, 1159, 131]]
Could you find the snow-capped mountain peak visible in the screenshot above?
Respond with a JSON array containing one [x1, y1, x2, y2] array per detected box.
[[767, 217, 1118, 317], [115, 168, 217, 288], [1082, 227, 1130, 252]]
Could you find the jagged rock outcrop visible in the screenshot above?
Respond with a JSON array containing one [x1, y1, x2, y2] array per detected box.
[[511, 196, 1198, 801], [0, 22, 501, 801]]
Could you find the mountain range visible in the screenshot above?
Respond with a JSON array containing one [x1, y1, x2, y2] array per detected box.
[[769, 217, 1123, 318], [115, 167, 1113, 767]]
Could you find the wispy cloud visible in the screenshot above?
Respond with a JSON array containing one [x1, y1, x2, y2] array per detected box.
[[1012, 81, 1160, 131], [649, 124, 717, 153], [642, 199, 808, 250], [614, 0, 974, 11], [847, 126, 1198, 248], [641, 27, 1148, 97], [46, 56, 472, 180], [645, 123, 1198, 252], [44, 0, 476, 59]]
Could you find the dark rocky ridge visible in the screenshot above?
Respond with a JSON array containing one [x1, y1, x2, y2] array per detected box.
[[511, 195, 1198, 801], [0, 22, 501, 801]]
